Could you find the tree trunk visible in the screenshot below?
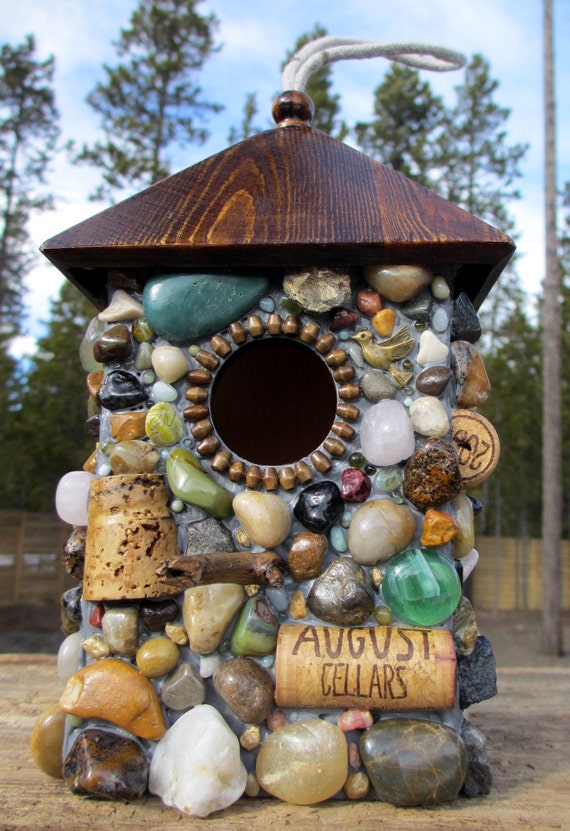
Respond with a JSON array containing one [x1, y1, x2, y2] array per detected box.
[[541, 0, 563, 654]]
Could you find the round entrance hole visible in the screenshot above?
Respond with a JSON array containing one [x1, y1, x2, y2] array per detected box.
[[210, 338, 338, 466]]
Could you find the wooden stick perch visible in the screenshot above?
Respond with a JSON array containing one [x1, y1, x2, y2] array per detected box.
[[156, 551, 288, 589]]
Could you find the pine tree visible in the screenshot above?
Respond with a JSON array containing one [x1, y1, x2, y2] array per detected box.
[[73, 0, 222, 200], [0, 35, 59, 342], [10, 282, 97, 511], [227, 93, 262, 145], [353, 63, 446, 186]]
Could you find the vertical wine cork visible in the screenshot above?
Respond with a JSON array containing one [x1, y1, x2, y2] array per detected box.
[[275, 624, 456, 711]]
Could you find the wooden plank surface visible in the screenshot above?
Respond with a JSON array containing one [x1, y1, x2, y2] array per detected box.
[[1, 654, 569, 830]]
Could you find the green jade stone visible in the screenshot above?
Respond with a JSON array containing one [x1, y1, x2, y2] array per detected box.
[[382, 548, 461, 627], [166, 448, 232, 519], [145, 402, 184, 447], [143, 271, 270, 341], [230, 596, 279, 656]]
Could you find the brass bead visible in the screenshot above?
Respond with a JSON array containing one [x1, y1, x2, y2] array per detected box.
[[245, 465, 262, 489], [187, 369, 212, 385], [324, 437, 346, 457], [210, 334, 232, 357], [194, 350, 219, 370], [315, 333, 336, 354], [262, 467, 279, 490], [247, 315, 265, 337], [331, 421, 355, 440], [333, 364, 355, 382], [182, 404, 210, 421], [325, 349, 347, 367], [211, 449, 232, 471], [190, 419, 213, 439], [185, 386, 208, 402], [300, 322, 320, 344], [282, 314, 300, 336], [229, 321, 247, 344], [229, 461, 246, 482], [294, 460, 313, 483], [196, 436, 220, 456], [310, 450, 332, 473], [337, 402, 359, 420], [278, 467, 296, 490], [267, 314, 283, 335], [338, 383, 360, 400]]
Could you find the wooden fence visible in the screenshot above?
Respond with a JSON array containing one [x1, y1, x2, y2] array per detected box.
[[0, 511, 75, 604], [0, 511, 568, 612]]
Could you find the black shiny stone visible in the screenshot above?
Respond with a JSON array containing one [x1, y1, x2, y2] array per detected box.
[[85, 414, 101, 438], [293, 480, 344, 533], [467, 494, 483, 515], [98, 369, 148, 411], [451, 293, 482, 344], [63, 728, 148, 800], [61, 586, 82, 629], [458, 635, 497, 709], [460, 718, 493, 797], [400, 293, 433, 322], [140, 598, 180, 632]]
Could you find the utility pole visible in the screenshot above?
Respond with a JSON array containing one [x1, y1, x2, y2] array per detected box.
[[542, 0, 563, 654]]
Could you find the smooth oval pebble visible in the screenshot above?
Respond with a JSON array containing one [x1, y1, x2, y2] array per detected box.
[[213, 656, 275, 723], [361, 718, 467, 806], [143, 271, 269, 341], [348, 499, 416, 565], [364, 264, 432, 303], [454, 492, 475, 557], [57, 632, 82, 683], [183, 584, 244, 654], [233, 491, 291, 547], [151, 344, 188, 383], [287, 532, 327, 581], [136, 637, 180, 677], [30, 702, 66, 778], [360, 400, 415, 466], [149, 705, 247, 817], [59, 658, 167, 740], [256, 719, 348, 805], [360, 369, 398, 402], [409, 396, 450, 437], [145, 402, 184, 446], [432, 307, 449, 332], [416, 365, 452, 396], [109, 440, 160, 474], [151, 380, 178, 402], [55, 471, 95, 526]]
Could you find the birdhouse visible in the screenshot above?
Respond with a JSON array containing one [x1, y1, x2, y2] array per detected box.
[[39, 86, 510, 813]]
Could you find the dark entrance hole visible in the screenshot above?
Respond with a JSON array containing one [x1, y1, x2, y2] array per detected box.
[[210, 338, 337, 466]]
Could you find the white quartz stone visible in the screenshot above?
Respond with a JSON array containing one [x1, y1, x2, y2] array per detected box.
[[183, 584, 244, 654], [149, 704, 247, 817], [460, 548, 479, 580], [55, 470, 95, 526], [348, 499, 416, 564], [151, 344, 188, 383], [417, 330, 449, 365], [57, 631, 82, 683], [431, 275, 451, 299], [409, 396, 450, 437], [232, 491, 292, 547], [98, 289, 144, 321], [360, 399, 415, 466]]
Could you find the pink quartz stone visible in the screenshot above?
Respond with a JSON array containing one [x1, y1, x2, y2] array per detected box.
[[338, 709, 374, 732], [360, 400, 415, 466], [341, 468, 372, 502]]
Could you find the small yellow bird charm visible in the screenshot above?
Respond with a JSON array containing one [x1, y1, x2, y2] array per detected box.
[[352, 325, 415, 387]]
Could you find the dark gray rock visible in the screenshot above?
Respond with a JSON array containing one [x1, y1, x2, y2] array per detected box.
[[460, 718, 493, 797], [451, 292, 482, 343], [458, 635, 497, 709], [307, 557, 374, 626]]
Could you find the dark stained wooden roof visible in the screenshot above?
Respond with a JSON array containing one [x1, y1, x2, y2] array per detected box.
[[41, 98, 514, 310]]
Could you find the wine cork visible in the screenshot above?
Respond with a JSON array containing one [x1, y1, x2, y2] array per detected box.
[[275, 624, 456, 711], [451, 409, 500, 488]]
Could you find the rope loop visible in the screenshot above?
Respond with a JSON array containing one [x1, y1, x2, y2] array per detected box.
[[282, 36, 465, 92]]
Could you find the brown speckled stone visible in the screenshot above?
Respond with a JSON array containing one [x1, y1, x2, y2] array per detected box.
[[63, 728, 148, 800], [403, 437, 463, 512], [415, 365, 452, 396]]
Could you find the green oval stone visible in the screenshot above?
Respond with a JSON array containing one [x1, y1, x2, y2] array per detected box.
[[230, 596, 278, 656], [143, 271, 270, 341], [382, 548, 461, 627], [145, 402, 184, 446], [166, 448, 233, 518]]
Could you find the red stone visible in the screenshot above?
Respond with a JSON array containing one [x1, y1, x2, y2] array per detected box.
[[341, 468, 372, 503], [330, 307, 359, 331], [89, 604, 105, 628], [356, 288, 382, 317]]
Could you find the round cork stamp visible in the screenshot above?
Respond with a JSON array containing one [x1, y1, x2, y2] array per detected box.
[[451, 409, 500, 488]]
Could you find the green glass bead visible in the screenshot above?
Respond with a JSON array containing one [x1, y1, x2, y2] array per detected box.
[[280, 296, 303, 313], [348, 452, 365, 469], [373, 605, 393, 625], [382, 548, 461, 627], [166, 447, 232, 519], [230, 596, 279, 656], [145, 402, 184, 446]]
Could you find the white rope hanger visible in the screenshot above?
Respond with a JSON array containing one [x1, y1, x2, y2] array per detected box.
[[282, 36, 465, 92]]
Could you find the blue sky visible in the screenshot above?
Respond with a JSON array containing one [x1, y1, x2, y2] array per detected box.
[[2, 0, 569, 357]]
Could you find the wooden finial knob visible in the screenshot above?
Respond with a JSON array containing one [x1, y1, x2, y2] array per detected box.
[[272, 91, 314, 125]]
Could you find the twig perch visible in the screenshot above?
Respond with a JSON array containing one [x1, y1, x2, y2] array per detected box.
[[156, 550, 288, 589]]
